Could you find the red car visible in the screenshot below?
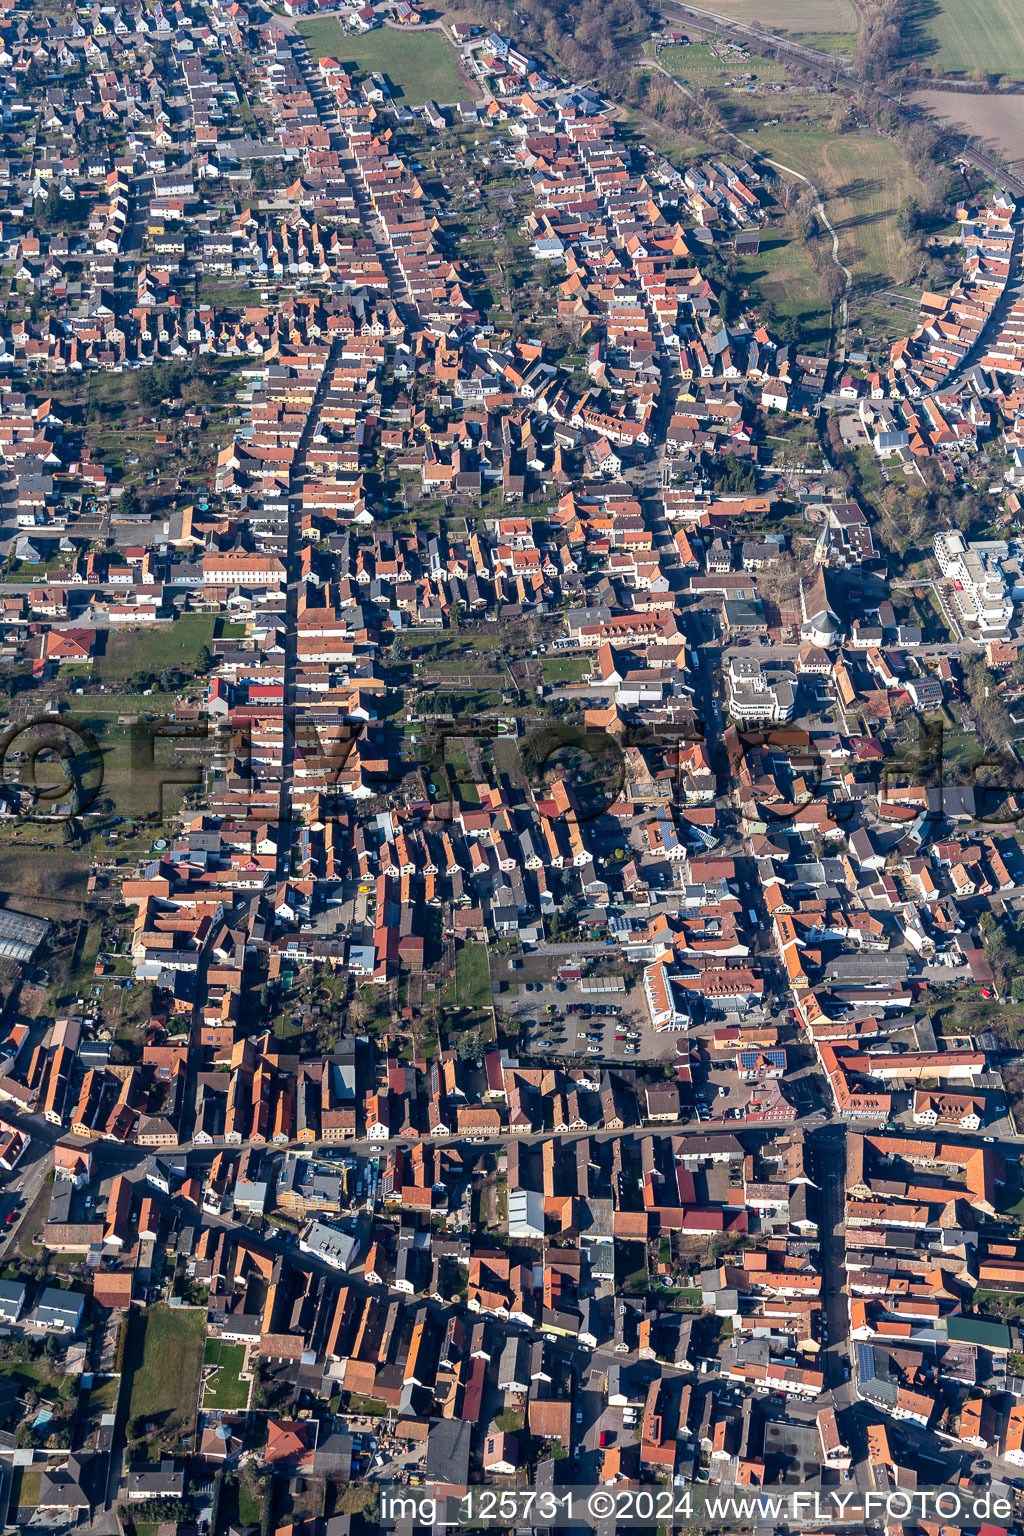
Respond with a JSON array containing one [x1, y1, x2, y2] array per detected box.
[[5, 1213, 15, 1226], [599, 1431, 610, 1448]]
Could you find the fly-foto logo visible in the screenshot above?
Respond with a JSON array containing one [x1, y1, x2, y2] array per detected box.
[[0, 706, 1021, 827]]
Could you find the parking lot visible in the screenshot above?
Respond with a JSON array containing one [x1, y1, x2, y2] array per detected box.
[[693, 1038, 827, 1122], [503, 974, 671, 1064]]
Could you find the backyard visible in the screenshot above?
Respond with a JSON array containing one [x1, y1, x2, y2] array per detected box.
[[202, 1340, 251, 1413], [540, 656, 592, 686], [455, 941, 492, 1009], [736, 232, 832, 349], [124, 1305, 206, 1457], [11, 1467, 41, 1511]]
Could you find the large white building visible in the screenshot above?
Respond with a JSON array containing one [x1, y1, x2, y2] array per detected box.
[[727, 656, 797, 724], [643, 959, 691, 1031], [933, 529, 1014, 637]]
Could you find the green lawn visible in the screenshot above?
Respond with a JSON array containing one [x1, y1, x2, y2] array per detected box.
[[541, 656, 592, 685], [95, 615, 216, 684], [202, 1340, 251, 1412], [197, 282, 266, 306], [974, 1289, 1024, 1317], [404, 634, 499, 661], [786, 29, 859, 53], [455, 941, 492, 1008], [86, 1376, 120, 1412], [736, 231, 832, 349], [744, 128, 928, 294], [238, 1487, 262, 1527], [297, 20, 472, 104], [907, 0, 1024, 78], [75, 693, 181, 717], [66, 717, 200, 824], [68, 920, 103, 992], [124, 1305, 206, 1453], [13, 1468, 41, 1509], [0, 1360, 61, 1399]]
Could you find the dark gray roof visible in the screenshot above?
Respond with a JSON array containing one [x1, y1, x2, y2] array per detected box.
[[425, 1419, 471, 1486]]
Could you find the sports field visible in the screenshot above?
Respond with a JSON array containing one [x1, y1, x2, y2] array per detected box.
[[909, 0, 1024, 78], [297, 19, 473, 103]]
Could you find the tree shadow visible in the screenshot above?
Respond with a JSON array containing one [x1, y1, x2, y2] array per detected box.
[[901, 0, 942, 63]]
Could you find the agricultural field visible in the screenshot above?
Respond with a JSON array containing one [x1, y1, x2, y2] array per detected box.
[[906, 0, 1024, 79], [910, 89, 1024, 168], [697, 0, 859, 34], [296, 20, 473, 104]]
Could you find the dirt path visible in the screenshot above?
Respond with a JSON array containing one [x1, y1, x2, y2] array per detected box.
[[643, 56, 853, 362]]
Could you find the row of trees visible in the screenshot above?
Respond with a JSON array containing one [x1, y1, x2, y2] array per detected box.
[[618, 69, 724, 143], [855, 0, 909, 80]]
